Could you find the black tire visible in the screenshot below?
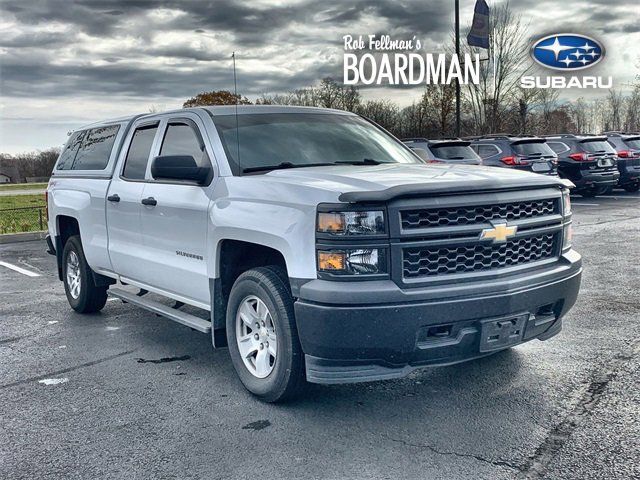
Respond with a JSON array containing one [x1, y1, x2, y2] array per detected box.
[[579, 188, 598, 198], [226, 266, 305, 402], [62, 235, 108, 313], [624, 183, 640, 193]]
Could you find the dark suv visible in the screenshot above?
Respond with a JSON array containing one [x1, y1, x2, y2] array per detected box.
[[467, 135, 558, 175], [402, 138, 482, 165], [544, 134, 620, 197], [603, 132, 640, 192]]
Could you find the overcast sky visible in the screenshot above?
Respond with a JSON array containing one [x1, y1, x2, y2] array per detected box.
[[1, 0, 638, 153]]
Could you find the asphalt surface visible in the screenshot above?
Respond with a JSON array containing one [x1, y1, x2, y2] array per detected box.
[[1, 192, 638, 480]]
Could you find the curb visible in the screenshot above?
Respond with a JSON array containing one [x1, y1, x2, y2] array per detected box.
[[0, 231, 47, 244]]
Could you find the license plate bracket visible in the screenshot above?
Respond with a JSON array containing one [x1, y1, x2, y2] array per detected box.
[[532, 162, 551, 172], [597, 158, 612, 167], [479, 314, 528, 352]]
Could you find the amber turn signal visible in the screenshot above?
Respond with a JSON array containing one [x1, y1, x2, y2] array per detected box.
[[317, 251, 346, 271], [317, 213, 346, 234]]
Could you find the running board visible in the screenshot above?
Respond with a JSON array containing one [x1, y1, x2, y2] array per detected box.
[[108, 288, 211, 333]]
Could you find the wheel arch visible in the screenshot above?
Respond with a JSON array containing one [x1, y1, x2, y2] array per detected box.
[[210, 239, 290, 348]]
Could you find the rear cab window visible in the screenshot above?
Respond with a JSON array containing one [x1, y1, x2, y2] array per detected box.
[[547, 142, 570, 154], [623, 138, 640, 149], [511, 141, 555, 156], [430, 144, 479, 160], [579, 140, 616, 154]]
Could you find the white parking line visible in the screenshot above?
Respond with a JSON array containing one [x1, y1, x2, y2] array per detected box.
[[596, 195, 640, 199], [0, 261, 40, 277]]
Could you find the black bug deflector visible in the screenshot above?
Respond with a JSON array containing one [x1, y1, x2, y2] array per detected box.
[[338, 175, 572, 203]]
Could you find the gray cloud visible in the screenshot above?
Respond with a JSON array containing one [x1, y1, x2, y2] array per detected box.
[[0, 0, 638, 102]]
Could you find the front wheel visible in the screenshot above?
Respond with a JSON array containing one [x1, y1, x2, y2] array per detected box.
[[226, 266, 305, 402], [62, 235, 107, 313]]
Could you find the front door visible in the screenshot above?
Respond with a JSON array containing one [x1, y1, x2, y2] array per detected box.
[[137, 116, 213, 306]]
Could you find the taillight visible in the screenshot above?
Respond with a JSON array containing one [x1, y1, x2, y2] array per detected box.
[[617, 150, 632, 158], [569, 153, 588, 161], [500, 156, 529, 166]]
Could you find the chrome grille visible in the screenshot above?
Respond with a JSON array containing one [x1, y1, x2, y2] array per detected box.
[[401, 199, 556, 230], [402, 233, 557, 278]]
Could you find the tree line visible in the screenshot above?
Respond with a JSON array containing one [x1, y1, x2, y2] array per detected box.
[[1, 149, 60, 182]]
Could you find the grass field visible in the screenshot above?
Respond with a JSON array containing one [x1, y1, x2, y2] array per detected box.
[[0, 182, 48, 191], [0, 194, 47, 234]]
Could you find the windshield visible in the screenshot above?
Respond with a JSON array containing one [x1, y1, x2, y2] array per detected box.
[[212, 113, 421, 174], [430, 144, 480, 160], [512, 141, 555, 156], [580, 140, 616, 153]]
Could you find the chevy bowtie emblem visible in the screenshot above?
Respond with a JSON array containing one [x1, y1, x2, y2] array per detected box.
[[480, 223, 518, 243]]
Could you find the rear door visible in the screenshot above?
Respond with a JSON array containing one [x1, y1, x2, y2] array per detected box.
[[106, 120, 160, 280], [136, 114, 214, 306]]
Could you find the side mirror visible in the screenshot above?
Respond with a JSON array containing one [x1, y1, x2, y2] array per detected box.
[[410, 147, 430, 162], [151, 155, 212, 185]]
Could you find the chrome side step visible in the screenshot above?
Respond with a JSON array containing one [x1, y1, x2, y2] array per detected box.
[[108, 288, 211, 333]]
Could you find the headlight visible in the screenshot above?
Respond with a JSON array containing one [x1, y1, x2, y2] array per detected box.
[[562, 223, 573, 250], [562, 191, 571, 216], [317, 210, 384, 236], [317, 248, 386, 275]]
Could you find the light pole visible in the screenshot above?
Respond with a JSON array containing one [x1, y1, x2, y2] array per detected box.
[[455, 0, 461, 137]]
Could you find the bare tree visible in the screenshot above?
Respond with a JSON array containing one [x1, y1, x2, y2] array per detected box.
[[623, 84, 640, 131], [357, 100, 400, 133], [463, 2, 532, 134], [604, 89, 625, 131]]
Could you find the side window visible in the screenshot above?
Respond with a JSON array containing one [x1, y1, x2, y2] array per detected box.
[[477, 144, 499, 158], [72, 125, 120, 170], [160, 122, 210, 168], [56, 131, 85, 170], [122, 125, 158, 180], [547, 142, 569, 154]]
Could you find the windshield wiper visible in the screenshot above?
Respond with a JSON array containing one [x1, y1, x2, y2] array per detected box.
[[242, 162, 335, 174], [334, 158, 389, 165]]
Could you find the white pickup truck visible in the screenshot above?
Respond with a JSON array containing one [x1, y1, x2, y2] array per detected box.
[[47, 106, 582, 402]]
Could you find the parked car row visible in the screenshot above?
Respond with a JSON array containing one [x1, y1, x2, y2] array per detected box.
[[403, 132, 640, 197]]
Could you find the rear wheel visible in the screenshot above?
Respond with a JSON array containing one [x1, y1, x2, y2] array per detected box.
[[226, 266, 305, 402], [579, 187, 598, 198], [624, 183, 640, 193], [62, 235, 107, 313]]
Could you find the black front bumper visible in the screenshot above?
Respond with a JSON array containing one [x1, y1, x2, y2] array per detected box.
[[295, 251, 582, 384]]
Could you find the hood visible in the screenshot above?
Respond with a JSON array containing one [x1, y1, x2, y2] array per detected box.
[[261, 163, 569, 203]]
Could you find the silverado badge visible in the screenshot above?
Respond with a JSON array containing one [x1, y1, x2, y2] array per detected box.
[[480, 223, 518, 243]]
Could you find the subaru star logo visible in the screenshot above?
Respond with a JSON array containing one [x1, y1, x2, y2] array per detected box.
[[531, 33, 604, 71]]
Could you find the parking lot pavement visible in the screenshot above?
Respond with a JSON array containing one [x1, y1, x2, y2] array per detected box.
[[1, 192, 638, 480]]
